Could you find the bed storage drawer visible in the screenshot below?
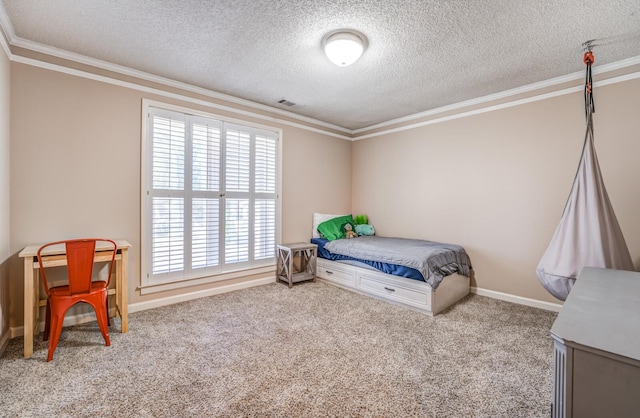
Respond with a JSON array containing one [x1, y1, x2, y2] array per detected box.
[[314, 258, 468, 315], [317, 259, 357, 287], [358, 273, 430, 309]]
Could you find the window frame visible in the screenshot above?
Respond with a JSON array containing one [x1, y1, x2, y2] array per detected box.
[[140, 99, 282, 294]]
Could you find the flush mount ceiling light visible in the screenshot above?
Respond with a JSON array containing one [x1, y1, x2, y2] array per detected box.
[[322, 29, 368, 66]]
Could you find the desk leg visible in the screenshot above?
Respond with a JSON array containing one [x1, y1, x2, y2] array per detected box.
[[23, 257, 35, 358], [117, 248, 129, 333]]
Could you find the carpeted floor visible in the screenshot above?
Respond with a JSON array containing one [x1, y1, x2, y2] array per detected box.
[[0, 281, 557, 417]]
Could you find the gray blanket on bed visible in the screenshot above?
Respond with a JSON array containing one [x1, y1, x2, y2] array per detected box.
[[324, 236, 472, 289]]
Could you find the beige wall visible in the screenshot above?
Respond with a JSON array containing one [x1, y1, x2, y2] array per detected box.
[[5, 47, 638, 334], [281, 127, 352, 242], [352, 77, 640, 303], [0, 44, 10, 346], [8, 62, 351, 329]]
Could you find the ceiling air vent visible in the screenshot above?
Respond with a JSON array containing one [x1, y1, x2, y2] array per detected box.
[[277, 99, 297, 107]]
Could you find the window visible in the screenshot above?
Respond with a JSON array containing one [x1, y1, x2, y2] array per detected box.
[[142, 104, 280, 288]]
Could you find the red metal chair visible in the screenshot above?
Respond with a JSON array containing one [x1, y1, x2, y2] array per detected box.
[[37, 238, 117, 361]]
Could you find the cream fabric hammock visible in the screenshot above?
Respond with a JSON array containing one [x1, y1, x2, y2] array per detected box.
[[536, 51, 634, 301]]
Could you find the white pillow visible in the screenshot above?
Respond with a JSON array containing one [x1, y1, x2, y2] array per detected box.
[[312, 213, 348, 238]]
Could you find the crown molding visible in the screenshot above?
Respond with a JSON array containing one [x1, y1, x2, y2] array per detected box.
[[353, 55, 640, 136], [1, 4, 639, 141], [0, 30, 9, 60], [0, 3, 13, 59], [6, 33, 352, 136], [353, 70, 640, 141], [12, 54, 352, 141]]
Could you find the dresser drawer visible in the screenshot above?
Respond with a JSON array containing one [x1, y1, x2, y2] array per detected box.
[[316, 259, 357, 287], [359, 274, 430, 308]]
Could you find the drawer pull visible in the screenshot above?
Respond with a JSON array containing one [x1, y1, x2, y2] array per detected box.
[[384, 287, 395, 292], [325, 270, 333, 275]]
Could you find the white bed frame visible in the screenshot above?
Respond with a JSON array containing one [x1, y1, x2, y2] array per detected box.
[[316, 258, 470, 316]]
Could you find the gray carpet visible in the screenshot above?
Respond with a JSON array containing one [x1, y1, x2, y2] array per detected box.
[[0, 281, 557, 417]]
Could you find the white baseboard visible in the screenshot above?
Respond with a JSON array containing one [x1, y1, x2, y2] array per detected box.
[[9, 275, 275, 338], [10, 309, 105, 339], [129, 275, 275, 313], [7, 278, 557, 340], [471, 286, 563, 312]]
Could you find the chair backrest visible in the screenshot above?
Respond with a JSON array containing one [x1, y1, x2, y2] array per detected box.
[[37, 238, 117, 296]]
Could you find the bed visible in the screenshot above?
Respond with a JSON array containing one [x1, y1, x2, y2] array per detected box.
[[311, 213, 472, 315]]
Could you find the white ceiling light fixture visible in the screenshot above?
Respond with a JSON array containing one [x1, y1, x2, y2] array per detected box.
[[322, 29, 368, 67]]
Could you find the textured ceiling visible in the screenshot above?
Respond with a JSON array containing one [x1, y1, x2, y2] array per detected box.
[[1, 0, 640, 130]]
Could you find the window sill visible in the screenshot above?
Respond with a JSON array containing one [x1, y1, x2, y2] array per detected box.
[[138, 264, 276, 295]]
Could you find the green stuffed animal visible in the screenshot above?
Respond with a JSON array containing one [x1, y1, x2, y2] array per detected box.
[[354, 214, 368, 225], [352, 214, 374, 236]]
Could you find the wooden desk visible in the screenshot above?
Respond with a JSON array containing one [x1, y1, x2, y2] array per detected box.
[[18, 239, 131, 358]]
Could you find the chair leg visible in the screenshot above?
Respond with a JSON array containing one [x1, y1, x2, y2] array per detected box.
[[106, 296, 111, 326], [92, 297, 111, 347], [46, 311, 65, 362], [43, 300, 51, 341]]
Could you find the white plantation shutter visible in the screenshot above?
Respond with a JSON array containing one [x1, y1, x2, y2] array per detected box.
[[150, 113, 186, 278], [224, 124, 251, 266], [152, 197, 184, 273], [255, 134, 277, 193], [192, 122, 221, 192], [192, 197, 220, 269], [225, 126, 251, 192], [225, 199, 249, 264], [254, 199, 276, 260], [191, 120, 221, 270], [152, 116, 185, 190], [144, 106, 279, 286], [254, 133, 277, 260]]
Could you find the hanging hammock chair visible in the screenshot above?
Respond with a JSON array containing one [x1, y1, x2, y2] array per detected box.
[[536, 49, 635, 301]]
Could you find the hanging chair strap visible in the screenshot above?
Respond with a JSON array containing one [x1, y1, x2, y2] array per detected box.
[[580, 30, 640, 118], [558, 49, 597, 220], [583, 49, 595, 120]]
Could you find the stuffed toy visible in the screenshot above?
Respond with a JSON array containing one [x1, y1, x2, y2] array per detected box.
[[355, 224, 375, 236], [344, 223, 358, 239], [354, 214, 368, 225]]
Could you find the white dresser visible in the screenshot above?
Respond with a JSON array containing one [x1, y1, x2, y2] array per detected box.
[[550, 267, 640, 418]]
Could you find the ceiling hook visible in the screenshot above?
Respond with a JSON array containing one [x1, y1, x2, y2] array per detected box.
[[582, 39, 596, 52]]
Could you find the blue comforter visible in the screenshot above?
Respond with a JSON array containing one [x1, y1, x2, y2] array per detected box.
[[313, 237, 424, 281]]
